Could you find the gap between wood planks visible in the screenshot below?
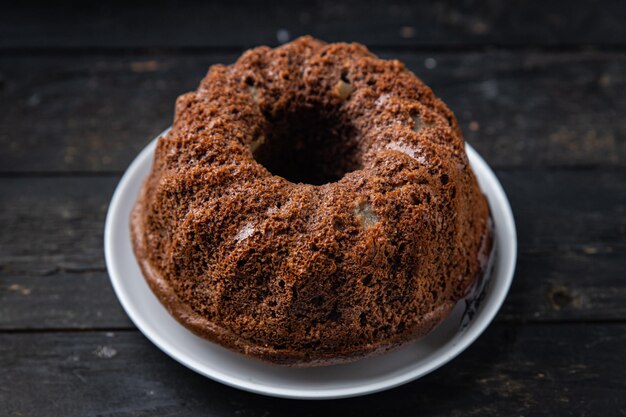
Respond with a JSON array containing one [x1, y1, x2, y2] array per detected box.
[[2, 44, 626, 57]]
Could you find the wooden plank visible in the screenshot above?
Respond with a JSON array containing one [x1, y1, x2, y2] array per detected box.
[[0, 177, 111, 275], [1, 51, 624, 173], [0, 176, 133, 329], [3, 250, 623, 330], [0, 171, 624, 329], [1, 1, 626, 49], [0, 272, 132, 330], [1, 324, 624, 416]]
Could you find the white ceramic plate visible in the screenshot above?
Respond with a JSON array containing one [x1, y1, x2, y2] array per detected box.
[[105, 132, 517, 400]]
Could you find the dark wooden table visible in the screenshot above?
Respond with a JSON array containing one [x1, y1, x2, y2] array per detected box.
[[2, 1, 625, 415]]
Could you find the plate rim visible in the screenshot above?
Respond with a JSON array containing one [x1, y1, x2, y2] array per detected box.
[[104, 133, 517, 400]]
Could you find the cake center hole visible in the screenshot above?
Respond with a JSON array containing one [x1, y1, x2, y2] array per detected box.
[[252, 106, 363, 185]]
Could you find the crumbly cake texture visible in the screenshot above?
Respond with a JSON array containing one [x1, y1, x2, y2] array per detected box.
[[131, 36, 492, 367]]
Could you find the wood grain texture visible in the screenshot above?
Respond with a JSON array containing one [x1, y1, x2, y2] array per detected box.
[[1, 170, 624, 329], [1, 51, 623, 173], [1, 0, 626, 49], [0, 272, 132, 330], [2, 324, 625, 416]]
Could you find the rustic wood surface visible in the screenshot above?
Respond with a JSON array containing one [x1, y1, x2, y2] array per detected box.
[[2, 324, 625, 417], [2, 0, 626, 48], [1, 1, 625, 416]]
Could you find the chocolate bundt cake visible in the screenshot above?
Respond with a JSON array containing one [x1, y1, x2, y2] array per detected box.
[[131, 36, 492, 367]]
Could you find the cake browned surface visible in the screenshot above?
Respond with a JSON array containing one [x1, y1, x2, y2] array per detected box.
[[131, 36, 492, 367]]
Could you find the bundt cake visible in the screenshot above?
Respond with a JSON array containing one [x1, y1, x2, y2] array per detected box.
[[131, 36, 492, 367]]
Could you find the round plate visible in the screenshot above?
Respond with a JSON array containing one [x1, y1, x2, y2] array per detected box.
[[105, 131, 517, 400]]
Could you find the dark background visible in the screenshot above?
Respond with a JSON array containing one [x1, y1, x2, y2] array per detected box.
[[1, 1, 625, 416]]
